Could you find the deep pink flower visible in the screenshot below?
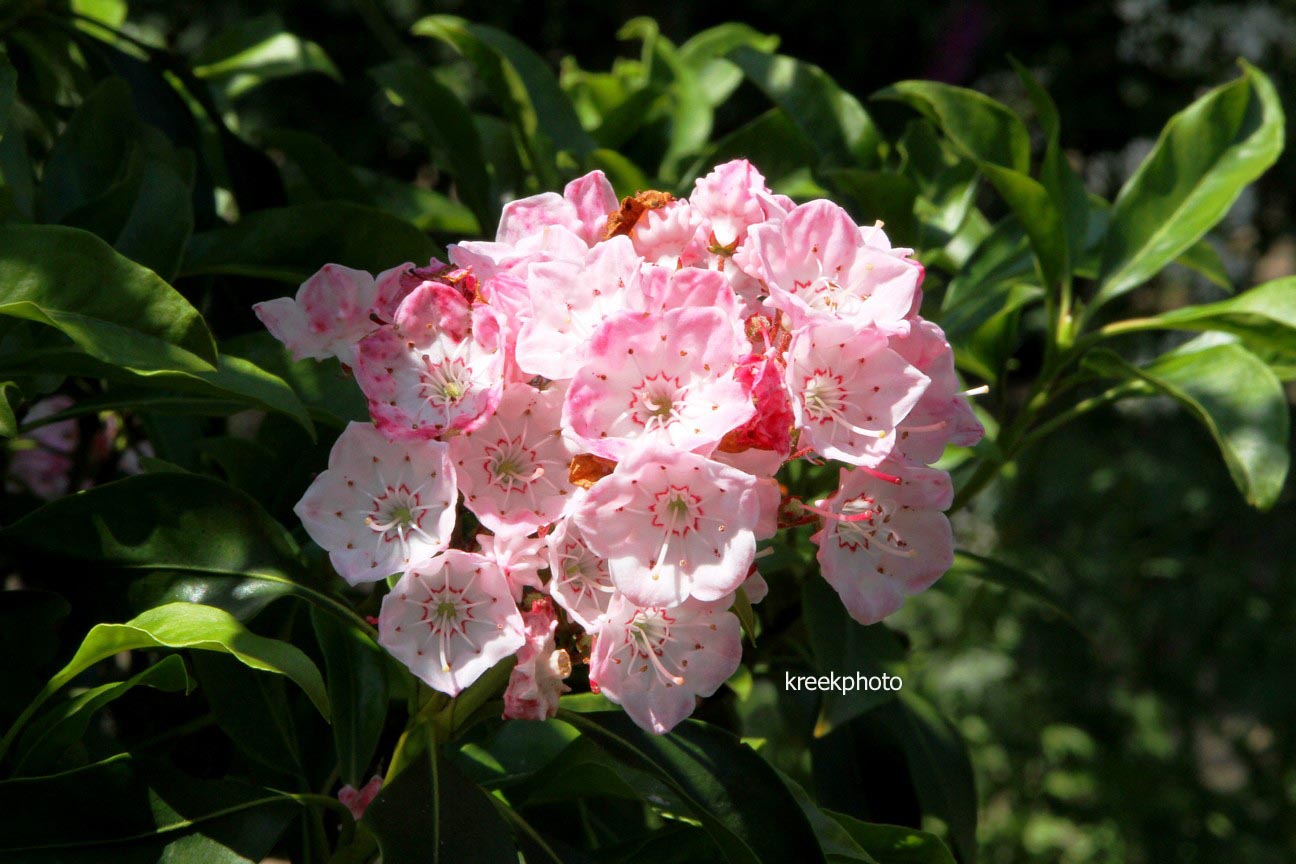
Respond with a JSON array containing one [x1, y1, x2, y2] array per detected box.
[[786, 320, 928, 467], [811, 463, 954, 625], [589, 595, 742, 734], [378, 550, 525, 695], [295, 422, 457, 585], [338, 776, 383, 820], [502, 597, 572, 721], [449, 382, 576, 533], [574, 445, 761, 608], [564, 308, 755, 460]]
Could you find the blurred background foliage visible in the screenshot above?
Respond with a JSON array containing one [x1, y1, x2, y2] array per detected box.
[[2, 1, 1295, 862]]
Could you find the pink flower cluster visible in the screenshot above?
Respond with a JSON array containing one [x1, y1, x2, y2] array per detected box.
[[256, 161, 982, 735]]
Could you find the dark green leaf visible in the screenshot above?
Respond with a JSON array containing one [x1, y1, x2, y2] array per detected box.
[[182, 202, 438, 282], [729, 46, 881, 169], [949, 551, 1074, 624], [363, 748, 518, 864], [311, 607, 389, 787], [0, 380, 17, 436], [559, 710, 827, 864], [828, 811, 957, 864], [192, 652, 305, 777], [1095, 62, 1283, 307], [0, 590, 70, 729], [0, 224, 217, 369], [1084, 341, 1290, 508], [822, 170, 919, 248], [192, 13, 340, 99]]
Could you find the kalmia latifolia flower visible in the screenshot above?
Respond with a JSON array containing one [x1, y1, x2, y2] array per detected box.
[[259, 159, 982, 735]]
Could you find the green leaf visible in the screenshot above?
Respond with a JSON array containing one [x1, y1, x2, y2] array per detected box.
[[181, 202, 438, 282], [13, 654, 192, 775], [828, 811, 957, 864], [729, 46, 881, 169], [802, 578, 907, 737], [311, 607, 389, 787], [682, 108, 817, 190], [781, 773, 879, 863], [38, 78, 140, 224], [1176, 238, 1232, 291], [949, 551, 1074, 624], [413, 15, 595, 185], [559, 710, 827, 864], [192, 13, 340, 99], [364, 747, 519, 863], [853, 693, 978, 864], [128, 570, 297, 622], [1084, 340, 1290, 509], [1, 602, 328, 762], [0, 224, 217, 369], [821, 170, 919, 249], [875, 80, 1030, 173], [192, 652, 305, 777], [371, 60, 497, 231], [1134, 277, 1296, 356], [1095, 62, 1283, 308], [0, 380, 17, 436], [0, 754, 299, 860]]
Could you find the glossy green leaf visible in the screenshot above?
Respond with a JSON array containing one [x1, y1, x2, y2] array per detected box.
[[682, 108, 817, 190], [560, 710, 827, 864], [875, 80, 1030, 174], [1135, 277, 1296, 355], [1095, 62, 1284, 308], [13, 654, 192, 775], [803, 578, 907, 737], [1085, 340, 1290, 509], [729, 46, 881, 169], [828, 811, 957, 864], [0, 224, 217, 369], [38, 78, 139, 223], [127, 570, 296, 622], [371, 60, 496, 230], [364, 747, 519, 864], [182, 202, 439, 282], [821, 170, 919, 249], [1176, 238, 1232, 291], [192, 13, 340, 99], [311, 607, 389, 787]]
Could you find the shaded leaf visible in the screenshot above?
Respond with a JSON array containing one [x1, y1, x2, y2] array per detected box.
[[311, 607, 390, 787]]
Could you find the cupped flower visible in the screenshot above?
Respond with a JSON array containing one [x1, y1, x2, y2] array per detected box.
[[886, 317, 985, 464], [514, 235, 645, 380], [354, 281, 503, 440], [589, 594, 742, 734], [295, 422, 457, 584], [449, 382, 577, 533], [496, 170, 618, 248], [564, 308, 755, 461], [503, 597, 572, 721], [630, 198, 705, 267], [810, 463, 954, 625], [477, 531, 548, 602], [378, 550, 525, 696], [546, 507, 616, 632], [574, 445, 761, 608], [690, 159, 783, 249], [254, 264, 381, 363], [786, 320, 928, 467], [752, 200, 921, 329]]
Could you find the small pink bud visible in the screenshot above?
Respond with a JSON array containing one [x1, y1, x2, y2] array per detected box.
[[337, 775, 383, 820]]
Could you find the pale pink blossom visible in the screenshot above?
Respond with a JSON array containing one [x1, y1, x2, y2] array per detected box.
[[449, 382, 576, 533], [502, 597, 572, 721], [379, 550, 525, 695], [690, 159, 781, 249], [589, 595, 742, 734], [574, 445, 761, 608], [564, 308, 755, 460], [631, 199, 705, 267], [546, 508, 616, 631], [751, 200, 922, 329], [496, 170, 617, 248], [786, 320, 928, 467], [254, 264, 380, 363], [811, 463, 954, 625], [886, 318, 984, 464], [295, 422, 456, 584], [476, 531, 547, 602], [6, 395, 77, 500], [354, 282, 502, 440]]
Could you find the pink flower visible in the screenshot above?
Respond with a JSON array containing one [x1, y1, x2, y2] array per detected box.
[[714, 352, 794, 475], [503, 597, 572, 721], [6, 396, 77, 500], [496, 170, 618, 248], [476, 531, 548, 602], [295, 422, 457, 585], [690, 159, 784, 249], [751, 200, 921, 329], [886, 318, 984, 464], [786, 320, 929, 467], [564, 308, 755, 461], [253, 264, 381, 363], [546, 507, 616, 631], [450, 224, 588, 286], [338, 776, 383, 820], [574, 445, 761, 608], [638, 265, 744, 323], [449, 382, 576, 534], [589, 594, 742, 734], [354, 281, 503, 440], [514, 236, 644, 380], [631, 199, 705, 267], [811, 463, 954, 625], [378, 550, 525, 695]]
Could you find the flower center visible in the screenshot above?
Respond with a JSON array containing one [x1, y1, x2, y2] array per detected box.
[[420, 355, 471, 408], [484, 437, 540, 492], [836, 497, 914, 557], [627, 609, 685, 686], [631, 373, 686, 432], [801, 370, 887, 439]]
